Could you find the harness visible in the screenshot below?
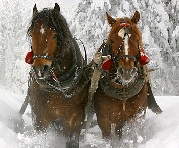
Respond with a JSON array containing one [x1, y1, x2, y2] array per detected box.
[[103, 27, 139, 69], [20, 38, 92, 115], [100, 76, 145, 101], [91, 22, 147, 110], [98, 40, 146, 98]]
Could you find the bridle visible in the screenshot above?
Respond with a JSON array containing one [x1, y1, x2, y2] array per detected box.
[[103, 21, 140, 69], [112, 33, 137, 62], [30, 43, 61, 81]]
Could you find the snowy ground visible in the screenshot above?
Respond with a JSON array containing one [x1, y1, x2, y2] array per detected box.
[[0, 85, 179, 148]]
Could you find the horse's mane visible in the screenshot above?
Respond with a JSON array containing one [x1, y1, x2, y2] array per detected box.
[[28, 8, 73, 50]]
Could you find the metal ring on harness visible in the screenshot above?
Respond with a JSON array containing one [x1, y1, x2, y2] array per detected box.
[[33, 55, 55, 61]]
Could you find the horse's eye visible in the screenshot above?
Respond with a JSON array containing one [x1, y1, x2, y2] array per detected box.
[[53, 35, 57, 39], [111, 39, 115, 43]]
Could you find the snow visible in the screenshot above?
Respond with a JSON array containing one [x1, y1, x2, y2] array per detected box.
[[156, 22, 168, 39], [0, 85, 179, 148], [91, 0, 111, 10], [0, 0, 179, 147], [172, 26, 179, 38], [142, 25, 153, 45], [132, 0, 140, 10]]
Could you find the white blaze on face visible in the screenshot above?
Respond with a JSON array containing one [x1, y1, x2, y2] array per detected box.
[[40, 25, 45, 34], [118, 28, 131, 61]]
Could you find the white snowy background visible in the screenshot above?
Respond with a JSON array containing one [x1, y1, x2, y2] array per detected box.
[[0, 0, 179, 147]]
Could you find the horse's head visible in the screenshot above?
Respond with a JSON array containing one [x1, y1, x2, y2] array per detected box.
[[28, 3, 66, 79], [106, 11, 142, 85]]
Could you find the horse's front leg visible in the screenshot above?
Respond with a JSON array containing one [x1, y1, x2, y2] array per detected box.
[[97, 112, 124, 142], [96, 112, 111, 139], [31, 111, 52, 132], [33, 118, 50, 132], [64, 111, 85, 148], [66, 131, 80, 148]]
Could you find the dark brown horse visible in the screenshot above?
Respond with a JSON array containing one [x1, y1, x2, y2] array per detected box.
[[27, 3, 90, 148], [93, 11, 149, 140]]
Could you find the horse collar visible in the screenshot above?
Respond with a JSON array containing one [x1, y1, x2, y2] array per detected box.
[[100, 76, 145, 101]]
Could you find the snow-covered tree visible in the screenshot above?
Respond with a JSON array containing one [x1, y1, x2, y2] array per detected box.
[[0, 0, 31, 93], [0, 0, 178, 95], [70, 0, 111, 60]]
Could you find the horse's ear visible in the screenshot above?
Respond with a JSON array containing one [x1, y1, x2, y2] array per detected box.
[[131, 11, 140, 24], [33, 4, 38, 16], [54, 3, 60, 13], [106, 12, 116, 26]]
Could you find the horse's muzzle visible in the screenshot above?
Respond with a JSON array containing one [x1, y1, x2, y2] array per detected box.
[[117, 67, 138, 85], [33, 64, 51, 79]]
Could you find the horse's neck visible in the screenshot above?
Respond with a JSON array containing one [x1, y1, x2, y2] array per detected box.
[[56, 50, 73, 76], [54, 37, 84, 83]]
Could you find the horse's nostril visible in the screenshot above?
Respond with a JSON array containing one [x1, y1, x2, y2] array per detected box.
[[130, 67, 138, 76], [118, 67, 124, 76], [40, 65, 49, 74]]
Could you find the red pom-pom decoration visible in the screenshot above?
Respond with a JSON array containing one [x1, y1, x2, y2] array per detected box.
[[139, 49, 150, 66], [25, 51, 33, 64], [102, 59, 112, 70]]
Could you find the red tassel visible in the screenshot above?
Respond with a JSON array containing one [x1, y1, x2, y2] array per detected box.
[[102, 59, 112, 70], [139, 48, 150, 66], [25, 51, 33, 64]]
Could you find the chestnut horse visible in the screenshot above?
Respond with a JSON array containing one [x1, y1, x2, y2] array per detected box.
[[27, 4, 90, 148], [93, 11, 148, 140]]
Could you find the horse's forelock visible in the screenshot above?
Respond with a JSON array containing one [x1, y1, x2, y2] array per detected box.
[[28, 8, 70, 43], [27, 7, 75, 61]]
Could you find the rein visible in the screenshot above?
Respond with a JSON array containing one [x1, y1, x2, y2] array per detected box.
[[74, 37, 88, 66]]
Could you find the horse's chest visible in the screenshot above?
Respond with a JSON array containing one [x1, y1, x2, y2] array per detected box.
[[94, 84, 147, 121], [30, 85, 87, 115]]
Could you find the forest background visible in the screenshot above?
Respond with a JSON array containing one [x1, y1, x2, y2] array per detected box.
[[0, 0, 178, 95]]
